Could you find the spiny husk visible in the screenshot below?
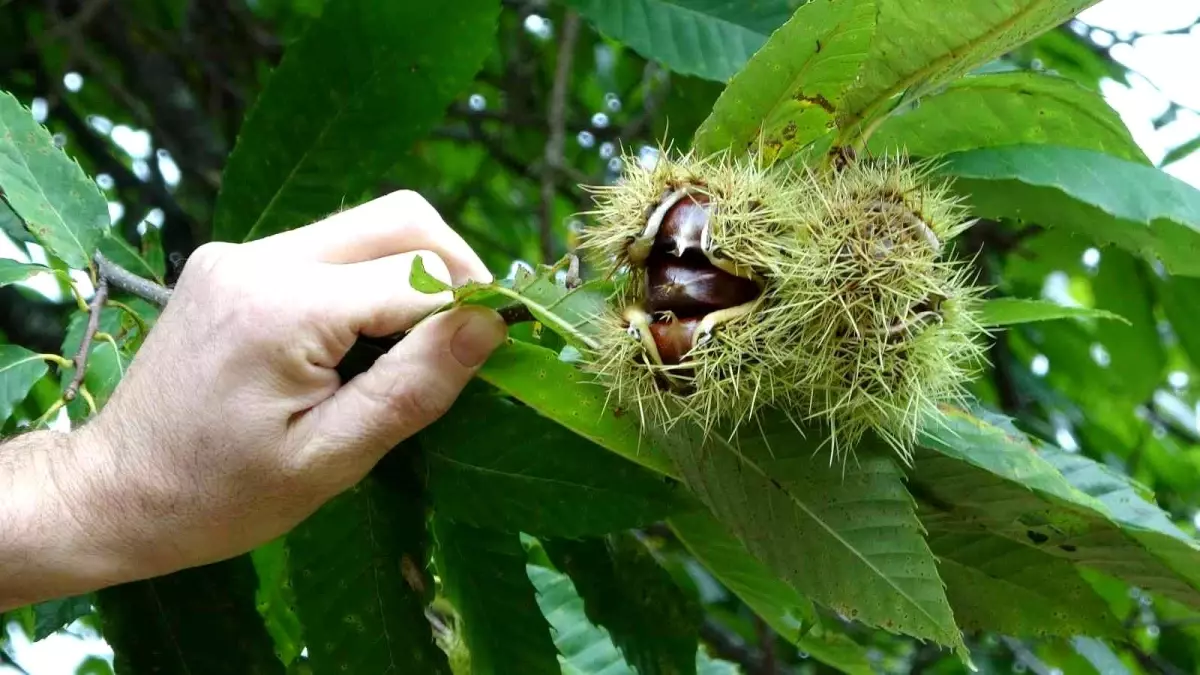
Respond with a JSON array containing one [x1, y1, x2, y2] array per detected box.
[[579, 148, 988, 464]]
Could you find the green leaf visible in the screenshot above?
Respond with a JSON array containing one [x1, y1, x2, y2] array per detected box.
[[0, 258, 50, 287], [97, 557, 284, 675], [75, 656, 115, 675], [477, 340, 675, 477], [288, 468, 451, 674], [423, 387, 698, 537], [837, 0, 1100, 141], [928, 531, 1121, 638], [409, 254, 452, 293], [0, 91, 108, 268], [433, 518, 560, 675], [656, 414, 967, 658], [977, 297, 1127, 327], [251, 538, 304, 666], [691, 0, 877, 161], [451, 257, 611, 352], [0, 344, 49, 423], [669, 511, 874, 675], [212, 0, 501, 242], [1088, 249, 1164, 403], [1160, 274, 1200, 370], [1163, 134, 1200, 167], [869, 72, 1147, 162], [543, 533, 703, 675], [527, 561, 637, 675], [564, 0, 794, 83], [30, 594, 94, 641], [943, 145, 1200, 277], [97, 233, 164, 285], [916, 407, 1200, 610]]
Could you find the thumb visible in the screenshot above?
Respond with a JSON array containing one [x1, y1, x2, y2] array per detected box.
[[296, 305, 507, 482]]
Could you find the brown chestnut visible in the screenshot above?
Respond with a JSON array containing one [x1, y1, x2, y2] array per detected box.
[[658, 193, 710, 257], [649, 316, 701, 365], [645, 256, 761, 315]]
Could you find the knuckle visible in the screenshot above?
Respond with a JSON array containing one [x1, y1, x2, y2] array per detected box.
[[379, 189, 444, 229]]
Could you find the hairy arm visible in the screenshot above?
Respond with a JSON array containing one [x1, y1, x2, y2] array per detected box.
[[0, 190, 504, 613], [0, 429, 133, 611]]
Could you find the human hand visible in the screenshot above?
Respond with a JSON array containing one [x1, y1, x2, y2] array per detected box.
[[60, 190, 506, 583]]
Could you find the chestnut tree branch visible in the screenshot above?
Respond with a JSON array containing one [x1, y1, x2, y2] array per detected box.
[[64, 276, 108, 402], [540, 10, 580, 264]]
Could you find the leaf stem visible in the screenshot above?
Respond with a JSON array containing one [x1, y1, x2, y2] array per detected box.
[[106, 298, 150, 336]]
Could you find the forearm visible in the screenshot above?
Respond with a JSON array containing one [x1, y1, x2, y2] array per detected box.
[[0, 429, 137, 612]]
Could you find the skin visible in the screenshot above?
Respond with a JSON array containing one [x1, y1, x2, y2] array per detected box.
[[0, 190, 507, 612]]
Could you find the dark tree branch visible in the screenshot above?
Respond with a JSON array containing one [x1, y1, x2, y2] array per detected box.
[[64, 276, 108, 402], [540, 10, 580, 263], [96, 251, 173, 306]]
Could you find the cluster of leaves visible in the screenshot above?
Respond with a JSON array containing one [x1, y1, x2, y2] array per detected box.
[[5, 1, 1200, 674]]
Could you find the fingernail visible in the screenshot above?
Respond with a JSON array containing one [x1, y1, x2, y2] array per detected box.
[[451, 307, 507, 367]]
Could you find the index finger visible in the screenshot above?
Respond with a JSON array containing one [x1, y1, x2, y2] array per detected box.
[[250, 190, 492, 284]]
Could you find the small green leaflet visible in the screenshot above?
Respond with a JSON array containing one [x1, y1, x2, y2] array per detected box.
[[977, 297, 1128, 327], [0, 258, 50, 287], [0, 91, 108, 268], [564, 0, 795, 83], [942, 144, 1200, 277], [409, 254, 452, 293], [868, 72, 1147, 163], [1163, 134, 1200, 168], [691, 0, 877, 162], [0, 344, 49, 424]]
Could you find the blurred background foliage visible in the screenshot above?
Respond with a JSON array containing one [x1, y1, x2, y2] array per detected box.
[[4, 0, 1200, 674]]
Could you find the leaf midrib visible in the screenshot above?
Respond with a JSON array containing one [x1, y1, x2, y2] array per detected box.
[[712, 436, 945, 633], [840, 0, 1054, 137]]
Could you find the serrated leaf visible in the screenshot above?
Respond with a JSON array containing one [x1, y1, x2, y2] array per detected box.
[[527, 562, 637, 675], [943, 145, 1200, 276], [0, 91, 108, 268], [543, 533, 703, 675], [0, 344, 49, 423], [0, 258, 51, 287], [928, 532, 1122, 638], [668, 512, 875, 675], [288, 468, 451, 674], [869, 72, 1146, 163], [423, 387, 697, 537], [477, 340, 675, 477], [977, 297, 1127, 327], [433, 518, 559, 675], [656, 414, 967, 658], [837, 0, 1100, 142], [564, 0, 794, 83], [213, 0, 500, 242], [916, 406, 1200, 610], [691, 0, 877, 161], [97, 557, 284, 675]]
